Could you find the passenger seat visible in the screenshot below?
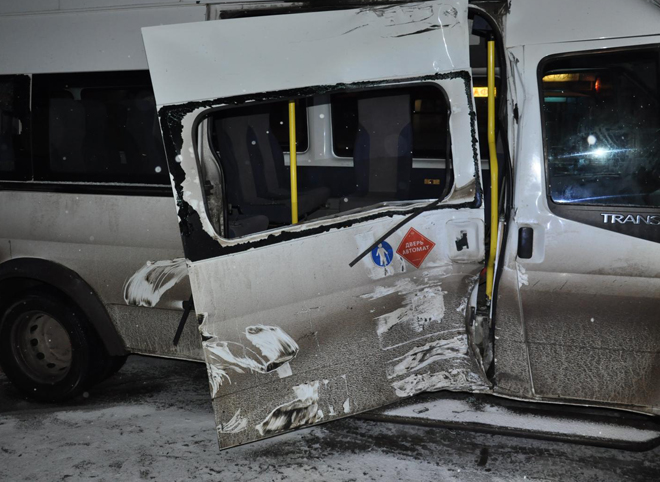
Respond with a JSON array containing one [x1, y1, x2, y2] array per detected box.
[[340, 93, 413, 211], [215, 109, 329, 224]]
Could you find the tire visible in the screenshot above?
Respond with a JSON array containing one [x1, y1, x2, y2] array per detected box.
[[0, 288, 106, 402], [99, 354, 128, 382]]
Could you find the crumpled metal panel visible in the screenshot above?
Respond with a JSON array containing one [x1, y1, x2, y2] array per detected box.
[[190, 210, 489, 448], [143, 0, 491, 449]]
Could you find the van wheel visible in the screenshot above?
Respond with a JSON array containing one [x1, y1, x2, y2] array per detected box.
[[99, 354, 128, 382], [0, 289, 103, 402]]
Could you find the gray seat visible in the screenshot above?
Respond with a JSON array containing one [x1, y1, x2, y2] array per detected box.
[[340, 93, 413, 211], [216, 108, 330, 224]]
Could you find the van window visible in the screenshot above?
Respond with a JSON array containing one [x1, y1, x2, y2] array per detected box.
[[542, 48, 660, 206], [331, 85, 449, 159], [209, 85, 451, 238], [0, 75, 30, 180], [32, 71, 169, 185]]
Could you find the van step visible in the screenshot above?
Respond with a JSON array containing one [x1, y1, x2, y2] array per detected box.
[[358, 392, 660, 451]]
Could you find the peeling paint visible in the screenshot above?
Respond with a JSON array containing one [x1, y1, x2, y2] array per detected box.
[[217, 409, 248, 434], [376, 286, 446, 337], [245, 325, 299, 371], [123, 258, 188, 308], [206, 363, 232, 398], [256, 381, 323, 436], [276, 362, 293, 378], [392, 367, 487, 398], [343, 398, 351, 414], [203, 325, 299, 395], [517, 263, 529, 288], [386, 334, 469, 379]]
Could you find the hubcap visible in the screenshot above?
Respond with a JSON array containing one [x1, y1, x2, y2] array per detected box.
[[12, 311, 72, 383]]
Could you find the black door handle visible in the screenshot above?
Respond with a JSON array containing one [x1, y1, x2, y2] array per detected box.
[[518, 227, 534, 259]]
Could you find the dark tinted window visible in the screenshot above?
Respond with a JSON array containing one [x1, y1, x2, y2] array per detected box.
[[33, 71, 168, 184], [542, 48, 660, 206], [0, 75, 30, 179], [332, 85, 449, 158]]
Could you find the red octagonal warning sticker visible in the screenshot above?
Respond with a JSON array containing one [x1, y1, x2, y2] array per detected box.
[[396, 228, 436, 268]]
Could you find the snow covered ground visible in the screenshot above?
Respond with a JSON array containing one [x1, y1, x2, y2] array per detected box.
[[1, 356, 659, 482]]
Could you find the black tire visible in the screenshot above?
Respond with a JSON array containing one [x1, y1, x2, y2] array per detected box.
[[99, 354, 128, 382], [0, 288, 106, 402]]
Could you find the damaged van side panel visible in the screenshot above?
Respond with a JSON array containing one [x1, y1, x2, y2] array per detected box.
[[143, 0, 489, 449], [191, 210, 489, 448]]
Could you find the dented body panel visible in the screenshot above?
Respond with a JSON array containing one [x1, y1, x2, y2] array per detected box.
[[2, 0, 649, 451], [192, 211, 489, 447], [143, 0, 492, 448]]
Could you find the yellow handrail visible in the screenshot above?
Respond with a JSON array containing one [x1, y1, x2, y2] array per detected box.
[[289, 101, 299, 224], [486, 39, 499, 300]]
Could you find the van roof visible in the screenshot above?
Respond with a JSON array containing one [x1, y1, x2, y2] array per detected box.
[[0, 1, 205, 16], [506, 0, 660, 48]]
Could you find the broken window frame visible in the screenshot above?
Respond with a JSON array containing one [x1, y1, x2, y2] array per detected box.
[[192, 80, 456, 243]]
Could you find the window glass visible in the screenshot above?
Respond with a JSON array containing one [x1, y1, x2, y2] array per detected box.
[[0, 75, 30, 179], [542, 48, 660, 206], [208, 85, 451, 239], [33, 71, 169, 184], [332, 85, 449, 159]]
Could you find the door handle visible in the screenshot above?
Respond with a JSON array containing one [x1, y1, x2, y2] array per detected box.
[[518, 227, 534, 259]]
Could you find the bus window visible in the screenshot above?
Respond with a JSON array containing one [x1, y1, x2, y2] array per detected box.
[[542, 47, 660, 206], [208, 84, 451, 239], [331, 85, 449, 160], [0, 75, 30, 180], [32, 71, 169, 185]]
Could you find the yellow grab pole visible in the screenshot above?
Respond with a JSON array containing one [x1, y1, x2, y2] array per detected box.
[[288, 101, 299, 224], [486, 39, 499, 300]]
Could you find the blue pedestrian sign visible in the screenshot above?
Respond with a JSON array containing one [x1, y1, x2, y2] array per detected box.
[[371, 241, 394, 267]]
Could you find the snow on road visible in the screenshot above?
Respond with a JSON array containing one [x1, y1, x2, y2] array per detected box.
[[1, 356, 659, 482]]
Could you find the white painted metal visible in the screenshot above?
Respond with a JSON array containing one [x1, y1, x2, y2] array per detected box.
[[506, 0, 660, 48], [143, 1, 471, 106], [500, 34, 660, 410], [144, 0, 488, 449], [0, 0, 209, 16], [0, 4, 206, 74]]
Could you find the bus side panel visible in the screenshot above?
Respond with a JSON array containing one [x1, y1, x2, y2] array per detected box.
[[0, 190, 202, 361]]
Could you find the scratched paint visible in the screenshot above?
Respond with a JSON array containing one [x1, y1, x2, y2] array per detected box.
[[386, 334, 469, 379], [143, 0, 487, 450], [217, 409, 248, 434], [392, 367, 488, 398], [256, 381, 323, 436], [343, 398, 351, 414], [517, 263, 529, 289], [363, 268, 451, 340], [202, 325, 299, 396], [123, 258, 188, 308]]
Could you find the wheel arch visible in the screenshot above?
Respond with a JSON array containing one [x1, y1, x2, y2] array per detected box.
[[0, 257, 128, 356]]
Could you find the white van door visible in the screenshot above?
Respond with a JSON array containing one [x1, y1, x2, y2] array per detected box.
[[143, 0, 488, 449], [499, 35, 660, 412]]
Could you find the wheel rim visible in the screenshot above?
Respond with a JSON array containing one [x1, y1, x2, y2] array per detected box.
[[11, 310, 72, 383]]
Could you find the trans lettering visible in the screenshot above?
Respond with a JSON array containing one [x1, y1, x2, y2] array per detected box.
[[601, 214, 660, 225]]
